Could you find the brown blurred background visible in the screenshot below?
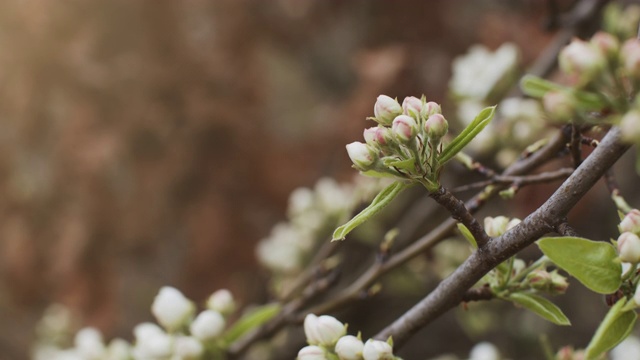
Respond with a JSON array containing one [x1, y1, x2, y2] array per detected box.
[[0, 0, 614, 359]]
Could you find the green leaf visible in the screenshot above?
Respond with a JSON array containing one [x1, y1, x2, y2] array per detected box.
[[332, 182, 409, 241], [573, 90, 607, 111], [457, 223, 477, 248], [383, 157, 416, 171], [537, 237, 621, 294], [585, 298, 637, 359], [439, 106, 496, 165], [505, 292, 571, 326], [520, 75, 565, 98], [221, 303, 280, 345]]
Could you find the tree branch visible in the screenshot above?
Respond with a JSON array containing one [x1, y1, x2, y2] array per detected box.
[[374, 127, 630, 347], [430, 186, 491, 247]]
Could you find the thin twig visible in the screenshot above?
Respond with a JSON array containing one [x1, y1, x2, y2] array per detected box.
[[430, 187, 491, 248], [450, 167, 574, 193]]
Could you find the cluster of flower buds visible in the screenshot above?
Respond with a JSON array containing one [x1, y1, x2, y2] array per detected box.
[[298, 314, 399, 360], [616, 209, 640, 264], [525, 269, 569, 295], [33, 287, 236, 360], [346, 95, 448, 188]]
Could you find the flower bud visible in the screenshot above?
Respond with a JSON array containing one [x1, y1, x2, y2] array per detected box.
[[373, 95, 402, 126], [391, 115, 418, 142], [542, 91, 576, 122], [297, 345, 328, 360], [346, 142, 376, 170], [469, 341, 500, 360], [335, 335, 364, 360], [620, 110, 640, 143], [550, 270, 569, 294], [484, 216, 510, 237], [363, 127, 378, 145], [151, 287, 195, 332], [362, 339, 394, 360], [75, 327, 105, 360], [132, 323, 172, 359], [620, 209, 640, 234], [303, 314, 346, 347], [590, 31, 619, 60], [559, 38, 605, 85], [105, 338, 131, 360], [526, 269, 552, 289], [402, 96, 423, 119], [190, 310, 225, 341], [424, 101, 442, 116], [635, 283, 640, 306], [617, 232, 640, 263], [174, 335, 204, 360], [206, 289, 236, 315], [506, 218, 521, 231], [621, 39, 640, 79], [363, 127, 391, 147], [424, 113, 448, 140]]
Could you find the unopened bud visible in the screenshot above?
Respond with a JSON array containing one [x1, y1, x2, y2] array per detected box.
[[506, 218, 521, 231], [559, 38, 605, 85], [617, 232, 640, 263], [75, 327, 106, 359], [542, 91, 576, 122], [424, 113, 449, 140], [190, 310, 225, 341], [621, 39, 640, 79], [363, 127, 391, 147], [620, 110, 640, 143], [297, 345, 328, 360], [303, 314, 346, 347], [424, 101, 442, 116], [362, 339, 394, 360], [174, 335, 204, 359], [550, 270, 569, 294], [346, 142, 376, 170], [635, 283, 640, 306], [151, 287, 195, 332], [373, 95, 402, 126], [590, 31, 619, 60], [620, 209, 640, 234], [469, 342, 500, 360], [391, 115, 418, 142], [335, 335, 364, 360], [484, 216, 510, 237], [206, 289, 235, 315], [402, 96, 423, 119], [526, 269, 552, 289]]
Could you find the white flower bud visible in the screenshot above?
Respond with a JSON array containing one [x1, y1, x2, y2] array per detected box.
[[542, 91, 575, 122], [620, 111, 640, 143], [335, 335, 364, 360], [424, 113, 448, 140], [346, 142, 376, 170], [622, 39, 640, 79], [635, 283, 640, 307], [484, 216, 510, 237], [74, 327, 105, 360], [151, 287, 195, 332], [373, 95, 403, 126], [391, 115, 418, 142], [297, 345, 328, 360], [617, 232, 640, 263], [174, 335, 204, 359], [190, 310, 225, 341], [362, 339, 394, 360], [206, 289, 236, 315], [402, 96, 423, 119], [506, 218, 521, 231], [424, 101, 442, 116], [590, 31, 619, 59], [303, 314, 346, 347], [620, 209, 640, 234], [132, 323, 173, 359], [469, 341, 500, 360], [105, 338, 131, 360], [559, 38, 605, 85]]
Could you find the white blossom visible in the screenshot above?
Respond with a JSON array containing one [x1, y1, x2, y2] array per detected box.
[[190, 310, 225, 341], [151, 287, 195, 332]]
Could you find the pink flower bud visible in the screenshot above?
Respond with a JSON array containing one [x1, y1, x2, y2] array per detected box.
[[402, 96, 423, 119], [362, 339, 394, 360], [297, 345, 328, 360], [424, 101, 442, 116], [542, 91, 575, 122], [526, 269, 552, 288], [373, 95, 402, 126], [590, 31, 619, 59], [363, 127, 378, 145], [620, 110, 640, 143], [335, 335, 364, 360], [620, 209, 640, 234], [617, 232, 640, 263], [391, 115, 417, 142], [363, 127, 390, 147], [559, 38, 605, 85], [550, 270, 569, 294], [303, 314, 346, 347], [424, 113, 449, 140], [621, 39, 640, 79], [346, 142, 376, 170]]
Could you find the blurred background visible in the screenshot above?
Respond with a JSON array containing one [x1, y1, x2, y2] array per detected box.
[[0, 0, 635, 359]]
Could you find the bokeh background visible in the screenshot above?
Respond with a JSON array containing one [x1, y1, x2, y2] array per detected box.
[[1, 1, 636, 359]]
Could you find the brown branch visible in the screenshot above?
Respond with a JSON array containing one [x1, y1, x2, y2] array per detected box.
[[461, 286, 494, 302], [430, 187, 491, 247], [374, 126, 630, 347]]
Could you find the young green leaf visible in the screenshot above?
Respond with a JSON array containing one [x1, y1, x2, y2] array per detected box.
[[537, 237, 621, 294], [457, 223, 477, 248], [505, 292, 571, 326], [584, 298, 637, 359], [520, 75, 565, 98], [383, 157, 416, 171], [221, 303, 280, 345], [438, 106, 496, 165], [332, 181, 409, 241]]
